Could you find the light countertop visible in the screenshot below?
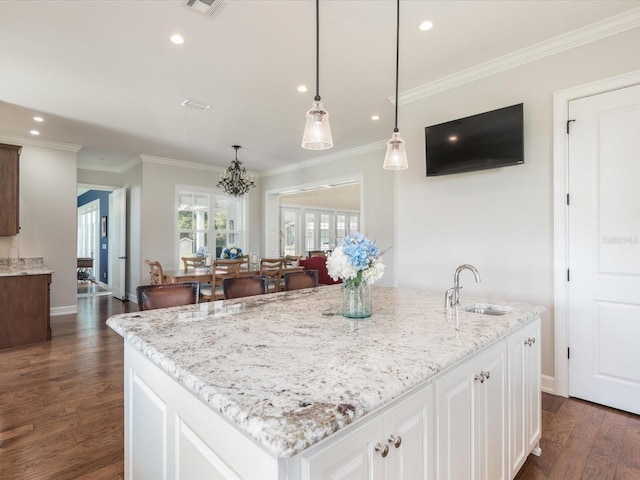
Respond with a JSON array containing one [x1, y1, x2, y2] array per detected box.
[[0, 257, 54, 277], [106, 285, 543, 458]]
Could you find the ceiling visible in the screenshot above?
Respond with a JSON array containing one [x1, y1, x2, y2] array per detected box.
[[0, 0, 638, 173]]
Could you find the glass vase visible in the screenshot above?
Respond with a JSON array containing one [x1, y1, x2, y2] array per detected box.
[[342, 281, 372, 319]]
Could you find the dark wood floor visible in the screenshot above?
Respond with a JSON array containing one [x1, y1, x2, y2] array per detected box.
[[1, 294, 638, 479], [0, 294, 134, 479], [515, 392, 640, 479]]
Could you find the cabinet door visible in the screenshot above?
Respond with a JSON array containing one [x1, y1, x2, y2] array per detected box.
[[436, 342, 507, 480], [477, 343, 507, 480], [0, 143, 20, 236], [385, 386, 433, 480], [525, 319, 541, 455], [507, 326, 528, 476], [508, 318, 542, 477], [435, 355, 477, 480], [300, 416, 385, 480]]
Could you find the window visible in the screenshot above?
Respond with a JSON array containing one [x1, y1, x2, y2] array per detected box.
[[282, 207, 359, 255], [178, 188, 245, 262], [178, 192, 209, 259], [281, 208, 298, 256]]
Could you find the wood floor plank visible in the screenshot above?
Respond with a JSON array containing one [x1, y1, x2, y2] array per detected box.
[[618, 416, 640, 478], [547, 398, 604, 479], [581, 409, 628, 479]]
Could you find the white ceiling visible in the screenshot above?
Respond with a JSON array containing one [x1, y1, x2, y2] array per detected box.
[[0, 0, 638, 173]]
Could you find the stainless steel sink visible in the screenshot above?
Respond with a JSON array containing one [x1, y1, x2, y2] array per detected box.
[[463, 303, 511, 316]]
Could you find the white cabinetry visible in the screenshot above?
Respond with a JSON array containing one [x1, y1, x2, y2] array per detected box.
[[507, 318, 542, 477], [435, 341, 508, 480], [300, 386, 434, 480]]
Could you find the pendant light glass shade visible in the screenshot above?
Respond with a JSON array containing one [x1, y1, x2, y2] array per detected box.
[[302, 100, 333, 150], [301, 0, 333, 151], [383, 131, 408, 170]]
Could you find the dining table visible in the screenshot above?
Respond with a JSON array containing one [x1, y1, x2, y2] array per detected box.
[[163, 265, 304, 284]]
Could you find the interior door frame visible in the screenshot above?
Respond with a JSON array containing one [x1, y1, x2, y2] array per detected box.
[[552, 69, 640, 397]]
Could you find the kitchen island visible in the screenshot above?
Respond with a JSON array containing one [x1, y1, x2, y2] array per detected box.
[[107, 285, 544, 479]]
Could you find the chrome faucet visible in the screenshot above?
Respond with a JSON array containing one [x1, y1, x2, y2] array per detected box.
[[445, 264, 481, 309]]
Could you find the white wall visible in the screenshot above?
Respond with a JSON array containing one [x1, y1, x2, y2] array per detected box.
[[391, 27, 640, 384], [0, 138, 80, 314], [259, 149, 396, 286]]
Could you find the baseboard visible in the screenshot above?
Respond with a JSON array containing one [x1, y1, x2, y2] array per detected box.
[[51, 305, 77, 316], [541, 374, 556, 394]]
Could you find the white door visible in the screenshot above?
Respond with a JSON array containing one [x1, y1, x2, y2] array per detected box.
[[110, 187, 127, 301], [568, 83, 640, 414]]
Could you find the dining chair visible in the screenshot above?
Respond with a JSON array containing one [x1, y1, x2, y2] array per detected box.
[[145, 259, 165, 284], [200, 258, 245, 301], [284, 255, 302, 267], [222, 275, 269, 299], [182, 256, 206, 271], [259, 257, 284, 293], [136, 282, 200, 311], [284, 270, 319, 291]]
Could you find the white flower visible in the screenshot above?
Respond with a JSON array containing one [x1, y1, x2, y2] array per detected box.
[[326, 234, 386, 285], [326, 246, 358, 282], [361, 257, 385, 284]]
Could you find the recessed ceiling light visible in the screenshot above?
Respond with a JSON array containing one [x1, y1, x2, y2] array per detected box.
[[33, 116, 44, 122], [297, 85, 308, 93], [419, 20, 434, 31], [30, 130, 40, 135], [170, 34, 185, 45], [448, 135, 458, 142], [371, 115, 380, 121]]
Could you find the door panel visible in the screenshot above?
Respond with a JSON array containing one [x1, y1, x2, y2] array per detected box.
[[568, 84, 640, 414], [111, 187, 127, 301]]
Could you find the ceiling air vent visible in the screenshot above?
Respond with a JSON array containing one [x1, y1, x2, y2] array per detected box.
[[185, 0, 225, 16]]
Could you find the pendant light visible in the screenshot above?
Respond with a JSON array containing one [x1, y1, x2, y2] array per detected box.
[[383, 0, 408, 170], [301, 0, 333, 150]]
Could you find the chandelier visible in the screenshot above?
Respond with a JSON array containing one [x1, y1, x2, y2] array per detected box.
[[217, 145, 256, 197]]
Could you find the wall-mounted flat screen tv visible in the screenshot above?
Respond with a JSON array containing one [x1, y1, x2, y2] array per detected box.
[[425, 103, 524, 176]]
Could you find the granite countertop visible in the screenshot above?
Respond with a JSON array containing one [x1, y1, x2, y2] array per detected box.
[[0, 257, 54, 277], [107, 285, 543, 458]]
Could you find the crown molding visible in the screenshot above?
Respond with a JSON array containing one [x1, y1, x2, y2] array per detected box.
[[261, 140, 387, 178], [391, 7, 640, 106], [0, 134, 82, 152], [139, 154, 227, 174], [77, 157, 140, 173]]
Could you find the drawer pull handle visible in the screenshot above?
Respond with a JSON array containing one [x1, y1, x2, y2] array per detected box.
[[388, 434, 402, 448], [475, 373, 485, 383], [483, 370, 490, 380], [375, 442, 389, 458]]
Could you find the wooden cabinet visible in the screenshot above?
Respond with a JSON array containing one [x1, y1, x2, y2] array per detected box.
[[301, 386, 434, 480], [435, 341, 508, 480], [0, 143, 21, 236], [0, 274, 52, 349], [507, 318, 542, 477]]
